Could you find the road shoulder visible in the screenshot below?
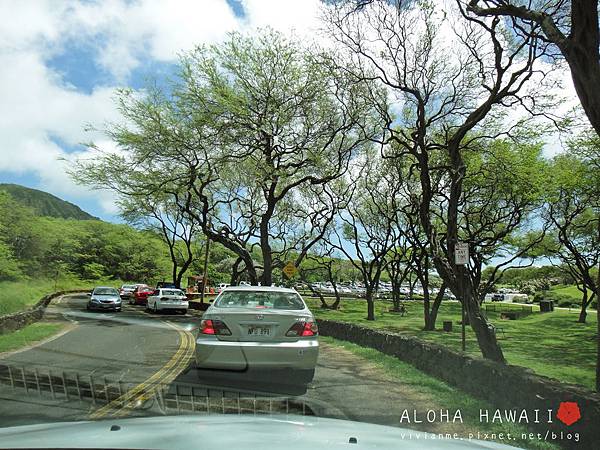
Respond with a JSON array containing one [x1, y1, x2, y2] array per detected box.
[[0, 321, 74, 358], [310, 338, 558, 450]]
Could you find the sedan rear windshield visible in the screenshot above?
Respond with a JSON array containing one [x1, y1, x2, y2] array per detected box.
[[162, 289, 185, 296], [215, 291, 305, 310], [94, 288, 118, 295]]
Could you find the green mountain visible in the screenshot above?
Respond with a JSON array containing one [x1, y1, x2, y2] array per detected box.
[[0, 184, 98, 220]]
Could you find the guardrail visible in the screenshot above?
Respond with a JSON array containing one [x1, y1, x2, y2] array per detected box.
[[0, 362, 313, 417]]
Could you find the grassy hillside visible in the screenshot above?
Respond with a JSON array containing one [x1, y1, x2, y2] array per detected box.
[[0, 183, 97, 220], [0, 277, 125, 316]]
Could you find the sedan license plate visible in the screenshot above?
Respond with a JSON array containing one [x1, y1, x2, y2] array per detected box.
[[248, 326, 270, 336]]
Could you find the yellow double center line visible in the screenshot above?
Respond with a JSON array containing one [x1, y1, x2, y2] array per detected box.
[[90, 322, 195, 419]]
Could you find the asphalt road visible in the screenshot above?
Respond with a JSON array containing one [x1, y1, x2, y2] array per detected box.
[[0, 294, 457, 434]]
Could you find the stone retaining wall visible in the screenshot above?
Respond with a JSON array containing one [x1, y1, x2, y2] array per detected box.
[[0, 290, 87, 335], [317, 319, 600, 450]]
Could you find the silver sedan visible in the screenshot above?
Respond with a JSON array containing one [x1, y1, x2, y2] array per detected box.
[[86, 287, 122, 312], [195, 286, 319, 383]]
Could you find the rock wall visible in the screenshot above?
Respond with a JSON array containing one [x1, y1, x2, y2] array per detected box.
[[317, 319, 600, 450], [0, 290, 87, 335]]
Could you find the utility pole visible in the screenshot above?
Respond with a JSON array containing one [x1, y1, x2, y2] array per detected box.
[[200, 233, 211, 305]]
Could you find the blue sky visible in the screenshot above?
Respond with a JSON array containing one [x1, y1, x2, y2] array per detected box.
[[0, 0, 577, 226], [0, 0, 321, 221]]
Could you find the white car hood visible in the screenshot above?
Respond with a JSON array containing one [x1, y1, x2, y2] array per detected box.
[[0, 414, 522, 450]]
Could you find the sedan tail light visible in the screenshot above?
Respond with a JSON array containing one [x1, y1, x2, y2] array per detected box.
[[200, 319, 232, 336], [286, 321, 318, 337]]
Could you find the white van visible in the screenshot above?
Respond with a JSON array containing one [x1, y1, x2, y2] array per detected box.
[[217, 283, 230, 293]]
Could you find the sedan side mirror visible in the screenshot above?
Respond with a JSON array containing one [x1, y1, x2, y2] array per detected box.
[[87, 292, 92, 296]]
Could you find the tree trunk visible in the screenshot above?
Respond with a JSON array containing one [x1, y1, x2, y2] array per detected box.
[[452, 264, 506, 362], [422, 287, 432, 330], [331, 283, 341, 306], [578, 289, 589, 323], [230, 257, 244, 285], [566, 1, 600, 137], [328, 264, 341, 307], [467, 306, 505, 362], [366, 288, 375, 321], [596, 263, 600, 392], [464, 280, 506, 362], [392, 285, 401, 311], [389, 267, 403, 311], [175, 250, 194, 290], [424, 285, 446, 331], [331, 296, 341, 310], [419, 265, 433, 330], [261, 249, 272, 286], [247, 266, 258, 285], [171, 262, 179, 288]]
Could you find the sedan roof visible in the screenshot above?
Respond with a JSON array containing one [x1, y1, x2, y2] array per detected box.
[[223, 286, 298, 294]]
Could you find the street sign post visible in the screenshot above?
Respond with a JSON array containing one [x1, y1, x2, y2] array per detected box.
[[282, 262, 297, 279], [455, 242, 469, 265], [455, 242, 469, 352]]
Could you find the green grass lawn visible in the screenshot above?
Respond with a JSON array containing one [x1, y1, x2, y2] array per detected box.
[[0, 277, 124, 316], [306, 297, 597, 390], [323, 337, 558, 450], [549, 285, 582, 300], [0, 322, 66, 353]]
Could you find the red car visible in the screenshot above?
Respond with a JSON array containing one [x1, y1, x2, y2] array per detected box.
[[130, 285, 154, 305]]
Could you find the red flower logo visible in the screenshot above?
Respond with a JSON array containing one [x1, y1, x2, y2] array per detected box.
[[556, 402, 581, 426]]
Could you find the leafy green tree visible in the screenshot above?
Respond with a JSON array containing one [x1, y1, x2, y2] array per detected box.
[[0, 191, 44, 273], [327, 0, 556, 361], [0, 240, 21, 281], [327, 150, 402, 321], [120, 193, 199, 288], [467, 1, 600, 136], [545, 142, 600, 324], [72, 29, 380, 286]]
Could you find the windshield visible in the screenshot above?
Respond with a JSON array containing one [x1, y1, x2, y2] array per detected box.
[[93, 288, 118, 295], [0, 1, 597, 450], [215, 291, 306, 310]]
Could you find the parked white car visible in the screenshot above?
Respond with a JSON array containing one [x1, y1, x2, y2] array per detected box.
[[146, 288, 189, 314]]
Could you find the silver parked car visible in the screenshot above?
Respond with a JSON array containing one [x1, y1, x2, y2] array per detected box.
[[86, 287, 122, 312], [195, 286, 319, 383], [146, 288, 189, 314], [119, 283, 141, 299]]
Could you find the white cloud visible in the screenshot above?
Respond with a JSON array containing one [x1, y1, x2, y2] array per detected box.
[[0, 0, 583, 218], [241, 0, 321, 36], [0, 0, 327, 215], [0, 45, 123, 216], [60, 0, 240, 80]]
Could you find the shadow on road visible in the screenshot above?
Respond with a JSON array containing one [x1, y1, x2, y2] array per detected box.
[[173, 363, 309, 397]]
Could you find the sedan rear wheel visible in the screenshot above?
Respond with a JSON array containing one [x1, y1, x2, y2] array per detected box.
[[153, 302, 158, 313]]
